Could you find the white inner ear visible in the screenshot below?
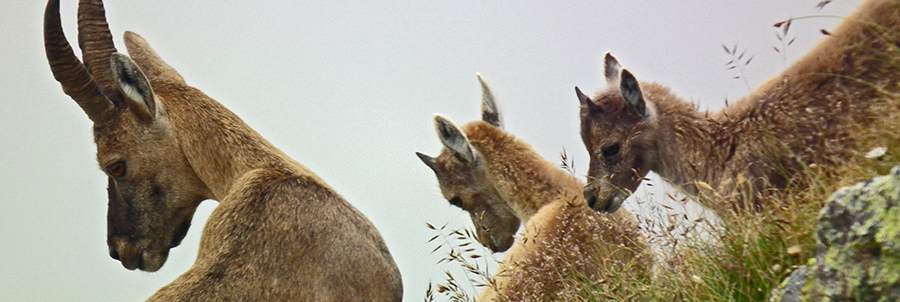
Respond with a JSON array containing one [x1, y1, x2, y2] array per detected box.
[[119, 79, 147, 106], [111, 53, 155, 118], [434, 115, 477, 163]]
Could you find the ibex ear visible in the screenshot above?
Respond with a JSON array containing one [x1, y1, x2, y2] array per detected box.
[[604, 52, 621, 83], [415, 152, 438, 172], [111, 53, 156, 122], [434, 115, 477, 164], [619, 69, 648, 118], [576, 86, 601, 114], [123, 31, 185, 84], [477, 73, 503, 129]]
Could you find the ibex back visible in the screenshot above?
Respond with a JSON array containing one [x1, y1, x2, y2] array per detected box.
[[44, 0, 402, 300], [418, 75, 650, 301], [580, 0, 900, 213]]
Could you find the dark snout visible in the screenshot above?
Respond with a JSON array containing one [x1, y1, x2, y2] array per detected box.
[[106, 219, 188, 272], [105, 178, 191, 272], [108, 238, 144, 271], [474, 226, 516, 253], [488, 236, 515, 253], [583, 183, 625, 213], [107, 237, 171, 272]]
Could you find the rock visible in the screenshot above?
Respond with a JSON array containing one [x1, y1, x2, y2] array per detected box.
[[770, 265, 808, 302], [771, 165, 900, 301]]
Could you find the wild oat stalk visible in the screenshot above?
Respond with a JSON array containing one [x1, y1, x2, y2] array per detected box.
[[425, 222, 499, 302], [723, 42, 755, 93], [773, 18, 796, 68], [560, 148, 576, 177]]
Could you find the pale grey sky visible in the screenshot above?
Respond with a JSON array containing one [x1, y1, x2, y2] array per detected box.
[[0, 0, 854, 301]]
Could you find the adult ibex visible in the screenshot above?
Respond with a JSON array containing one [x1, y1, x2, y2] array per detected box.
[[418, 75, 650, 301], [44, 0, 402, 300], [579, 0, 900, 213]]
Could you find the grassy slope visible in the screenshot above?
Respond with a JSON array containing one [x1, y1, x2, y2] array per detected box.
[[425, 2, 900, 301]]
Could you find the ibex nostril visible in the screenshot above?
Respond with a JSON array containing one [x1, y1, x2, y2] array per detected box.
[[584, 187, 598, 209], [108, 245, 120, 260], [133, 253, 144, 271], [603, 197, 616, 213]]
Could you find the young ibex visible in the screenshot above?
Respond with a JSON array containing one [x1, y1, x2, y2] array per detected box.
[[580, 0, 900, 213], [418, 76, 651, 301], [44, 0, 402, 300]]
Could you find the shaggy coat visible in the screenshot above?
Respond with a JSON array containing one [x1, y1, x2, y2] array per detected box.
[[580, 0, 900, 213], [44, 0, 402, 300]]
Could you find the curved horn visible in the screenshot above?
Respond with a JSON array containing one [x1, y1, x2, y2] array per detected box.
[[77, 0, 121, 103], [45, 0, 116, 124]]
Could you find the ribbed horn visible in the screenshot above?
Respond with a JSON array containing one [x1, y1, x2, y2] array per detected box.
[[45, 0, 116, 124], [77, 0, 120, 104]]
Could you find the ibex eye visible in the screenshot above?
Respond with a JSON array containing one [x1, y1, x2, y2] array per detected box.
[[601, 144, 621, 158], [106, 161, 127, 178], [448, 197, 463, 208]]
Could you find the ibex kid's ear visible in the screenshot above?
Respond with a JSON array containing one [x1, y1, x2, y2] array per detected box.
[[416, 152, 438, 172], [434, 114, 477, 164], [619, 69, 648, 118], [477, 73, 503, 129], [110, 53, 157, 122], [604, 51, 621, 83], [576, 86, 601, 114]]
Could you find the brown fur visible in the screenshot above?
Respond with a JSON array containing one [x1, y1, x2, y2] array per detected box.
[[462, 122, 650, 301], [580, 0, 900, 213], [45, 1, 402, 301], [418, 79, 651, 301]]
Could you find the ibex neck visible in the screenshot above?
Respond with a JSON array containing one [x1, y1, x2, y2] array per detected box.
[[463, 122, 583, 222], [159, 81, 322, 200], [654, 0, 900, 193], [645, 84, 729, 192]]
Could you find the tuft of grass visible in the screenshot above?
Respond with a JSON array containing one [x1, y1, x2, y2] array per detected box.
[[492, 197, 654, 302]]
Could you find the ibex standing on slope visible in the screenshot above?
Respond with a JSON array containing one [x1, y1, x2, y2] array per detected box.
[[44, 0, 402, 300], [418, 76, 650, 301], [580, 0, 900, 213]]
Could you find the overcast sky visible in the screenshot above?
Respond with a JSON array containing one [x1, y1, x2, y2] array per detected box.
[[0, 0, 855, 301]]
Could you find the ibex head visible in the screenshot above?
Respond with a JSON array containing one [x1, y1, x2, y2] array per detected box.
[[578, 53, 658, 213], [416, 75, 520, 253], [45, 0, 211, 272]]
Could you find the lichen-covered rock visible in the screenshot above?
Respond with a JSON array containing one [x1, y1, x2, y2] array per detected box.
[[810, 164, 900, 301], [770, 265, 808, 302], [772, 165, 900, 301]]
